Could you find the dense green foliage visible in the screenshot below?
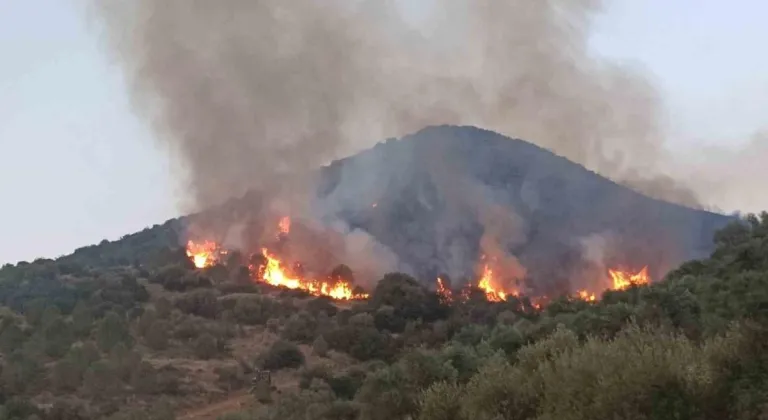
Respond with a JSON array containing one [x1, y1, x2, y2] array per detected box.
[[0, 213, 766, 419]]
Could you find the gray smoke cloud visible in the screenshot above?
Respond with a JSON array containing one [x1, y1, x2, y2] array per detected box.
[[87, 0, 695, 210], [87, 0, 765, 286]]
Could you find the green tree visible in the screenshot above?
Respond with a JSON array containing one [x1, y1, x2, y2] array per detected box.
[[261, 340, 305, 370], [43, 316, 75, 358], [71, 300, 94, 338], [96, 311, 133, 352]]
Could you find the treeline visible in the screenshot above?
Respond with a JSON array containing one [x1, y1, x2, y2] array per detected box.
[[0, 213, 766, 419], [225, 212, 768, 420]]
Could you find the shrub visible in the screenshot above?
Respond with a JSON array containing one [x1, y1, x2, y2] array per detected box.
[[306, 297, 338, 317], [96, 311, 133, 352], [193, 333, 219, 360], [419, 381, 465, 420], [261, 340, 305, 370], [282, 311, 318, 343], [370, 273, 447, 327], [327, 369, 366, 400], [174, 289, 219, 319], [233, 296, 277, 325], [374, 305, 405, 333]]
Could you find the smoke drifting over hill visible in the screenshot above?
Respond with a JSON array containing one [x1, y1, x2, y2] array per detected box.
[[89, 0, 701, 210]]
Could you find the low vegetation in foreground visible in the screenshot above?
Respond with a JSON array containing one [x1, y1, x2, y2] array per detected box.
[[0, 214, 768, 419]]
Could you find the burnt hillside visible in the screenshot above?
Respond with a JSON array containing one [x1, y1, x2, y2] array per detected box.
[[313, 125, 734, 292]]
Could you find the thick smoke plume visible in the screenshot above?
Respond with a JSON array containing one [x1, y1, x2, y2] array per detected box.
[[89, 0, 687, 210], [88, 0, 760, 288]]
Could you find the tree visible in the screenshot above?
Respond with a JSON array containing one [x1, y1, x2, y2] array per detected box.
[[71, 300, 94, 337], [261, 340, 305, 370], [282, 311, 318, 344], [96, 311, 133, 352], [43, 316, 75, 358]]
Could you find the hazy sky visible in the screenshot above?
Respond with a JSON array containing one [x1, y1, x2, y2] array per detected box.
[[1, 0, 767, 264]]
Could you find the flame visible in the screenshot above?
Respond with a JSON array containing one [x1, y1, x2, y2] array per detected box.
[[609, 266, 650, 290], [577, 290, 596, 302], [477, 264, 512, 302], [186, 240, 220, 268], [258, 248, 368, 300], [278, 216, 291, 235], [436, 277, 453, 304]]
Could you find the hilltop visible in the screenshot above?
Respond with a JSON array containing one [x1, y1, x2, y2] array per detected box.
[[314, 125, 734, 289]]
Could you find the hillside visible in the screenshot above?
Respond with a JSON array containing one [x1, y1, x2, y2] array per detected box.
[[60, 126, 734, 295], [1, 126, 765, 419], [315, 125, 734, 289], [0, 195, 767, 419]]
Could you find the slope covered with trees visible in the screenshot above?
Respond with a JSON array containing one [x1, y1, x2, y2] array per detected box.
[[1, 209, 767, 419]]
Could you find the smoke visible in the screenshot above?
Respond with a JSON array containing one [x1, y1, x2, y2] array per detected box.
[[87, 0, 762, 287], [670, 131, 768, 214], [88, 0, 694, 210]]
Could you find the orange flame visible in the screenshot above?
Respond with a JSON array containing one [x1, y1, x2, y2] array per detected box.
[[186, 240, 220, 269], [609, 266, 650, 290], [258, 248, 368, 300], [477, 264, 513, 302], [576, 290, 597, 302], [436, 277, 453, 304]]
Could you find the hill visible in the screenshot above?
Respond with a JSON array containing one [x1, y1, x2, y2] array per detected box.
[[1, 126, 764, 419], [60, 126, 734, 297], [314, 125, 734, 290], [0, 196, 767, 419]]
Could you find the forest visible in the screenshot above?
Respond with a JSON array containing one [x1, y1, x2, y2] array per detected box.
[[0, 213, 767, 419]]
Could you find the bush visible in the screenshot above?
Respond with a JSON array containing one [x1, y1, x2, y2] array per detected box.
[[232, 296, 278, 325], [419, 381, 465, 420], [96, 311, 133, 352], [370, 273, 447, 328], [327, 369, 367, 400], [174, 289, 219, 319], [374, 305, 405, 333], [193, 333, 219, 360], [282, 311, 318, 343], [306, 297, 339, 317], [261, 340, 305, 370]]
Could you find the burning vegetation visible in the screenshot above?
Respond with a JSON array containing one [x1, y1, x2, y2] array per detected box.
[[187, 219, 651, 308], [186, 217, 369, 301], [185, 240, 223, 269]]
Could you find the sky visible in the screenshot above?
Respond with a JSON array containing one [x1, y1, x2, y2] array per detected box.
[[1, 0, 767, 264]]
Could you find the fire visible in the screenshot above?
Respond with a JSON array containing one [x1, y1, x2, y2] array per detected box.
[[258, 248, 368, 300], [477, 264, 512, 302], [609, 266, 650, 290], [436, 277, 453, 304], [577, 290, 597, 302], [186, 240, 221, 269]]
